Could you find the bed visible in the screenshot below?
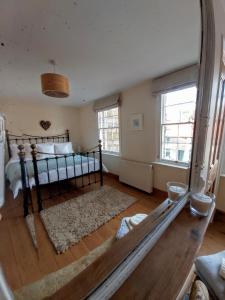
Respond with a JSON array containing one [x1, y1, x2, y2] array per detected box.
[[5, 130, 104, 216]]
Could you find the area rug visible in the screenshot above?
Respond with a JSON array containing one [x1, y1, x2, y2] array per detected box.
[[40, 185, 136, 253], [14, 236, 114, 300]]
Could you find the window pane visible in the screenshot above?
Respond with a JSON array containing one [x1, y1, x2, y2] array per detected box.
[[163, 86, 197, 106], [162, 102, 196, 124], [161, 142, 192, 163], [98, 107, 120, 153], [160, 86, 196, 164], [98, 108, 119, 129], [162, 144, 177, 161], [178, 123, 194, 138]]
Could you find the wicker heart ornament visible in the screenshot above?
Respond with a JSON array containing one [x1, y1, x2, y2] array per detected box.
[[40, 120, 51, 131]]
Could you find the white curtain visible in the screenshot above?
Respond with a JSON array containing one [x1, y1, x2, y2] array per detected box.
[[152, 64, 199, 95], [93, 94, 121, 112]]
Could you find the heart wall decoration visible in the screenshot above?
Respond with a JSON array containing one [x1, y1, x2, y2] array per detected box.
[[40, 120, 51, 131]]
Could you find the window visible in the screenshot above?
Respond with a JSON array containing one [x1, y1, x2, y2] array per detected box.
[[160, 86, 197, 165], [98, 107, 120, 153]]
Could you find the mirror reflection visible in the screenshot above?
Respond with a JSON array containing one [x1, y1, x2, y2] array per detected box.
[[0, 0, 201, 298]]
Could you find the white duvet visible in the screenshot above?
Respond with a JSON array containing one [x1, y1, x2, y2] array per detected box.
[[5, 156, 107, 199]]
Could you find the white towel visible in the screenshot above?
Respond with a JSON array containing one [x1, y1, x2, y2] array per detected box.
[[129, 214, 148, 227], [219, 258, 225, 280], [116, 214, 148, 240], [116, 217, 132, 239]]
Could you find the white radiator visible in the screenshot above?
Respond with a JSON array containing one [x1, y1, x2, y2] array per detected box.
[[119, 159, 153, 193]]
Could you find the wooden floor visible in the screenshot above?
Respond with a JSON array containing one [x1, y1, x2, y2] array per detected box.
[[0, 175, 225, 292]]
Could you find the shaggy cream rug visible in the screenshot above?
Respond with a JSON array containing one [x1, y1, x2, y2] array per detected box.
[[14, 237, 114, 300], [40, 185, 136, 253]]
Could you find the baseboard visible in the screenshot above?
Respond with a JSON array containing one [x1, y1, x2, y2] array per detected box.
[[153, 188, 168, 198], [104, 174, 167, 197], [214, 209, 225, 222], [104, 172, 119, 180]]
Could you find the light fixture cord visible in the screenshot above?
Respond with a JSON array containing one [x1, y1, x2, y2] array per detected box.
[[49, 59, 56, 73], [53, 61, 56, 73]]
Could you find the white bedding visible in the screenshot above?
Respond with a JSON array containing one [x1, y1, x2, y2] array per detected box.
[[6, 157, 107, 199]]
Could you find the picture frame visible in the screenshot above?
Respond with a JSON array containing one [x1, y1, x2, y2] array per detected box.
[[130, 113, 143, 131]]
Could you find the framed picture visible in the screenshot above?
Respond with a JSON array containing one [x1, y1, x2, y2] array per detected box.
[[130, 113, 143, 131]]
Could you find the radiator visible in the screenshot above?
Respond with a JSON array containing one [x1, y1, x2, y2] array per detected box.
[[119, 159, 153, 193]]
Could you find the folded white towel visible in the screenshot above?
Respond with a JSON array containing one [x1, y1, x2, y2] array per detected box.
[[219, 258, 225, 280], [116, 217, 132, 239], [116, 214, 148, 240], [129, 213, 148, 227]]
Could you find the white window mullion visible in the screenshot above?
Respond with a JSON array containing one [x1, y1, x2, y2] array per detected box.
[[97, 107, 120, 154], [160, 86, 197, 165]]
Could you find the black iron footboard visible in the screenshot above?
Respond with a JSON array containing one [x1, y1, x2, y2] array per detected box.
[[18, 141, 103, 217]]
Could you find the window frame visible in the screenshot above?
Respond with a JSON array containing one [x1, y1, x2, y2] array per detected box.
[[159, 86, 197, 167], [97, 106, 121, 155]]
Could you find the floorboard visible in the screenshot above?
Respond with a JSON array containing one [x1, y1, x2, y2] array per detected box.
[[0, 174, 224, 291]]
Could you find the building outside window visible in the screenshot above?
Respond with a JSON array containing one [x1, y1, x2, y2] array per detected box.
[[98, 107, 120, 154], [160, 86, 197, 165]]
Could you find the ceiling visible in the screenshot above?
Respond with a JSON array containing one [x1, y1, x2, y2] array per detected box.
[[0, 0, 201, 106]]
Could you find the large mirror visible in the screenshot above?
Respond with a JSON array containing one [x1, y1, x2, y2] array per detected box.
[[0, 0, 201, 299]]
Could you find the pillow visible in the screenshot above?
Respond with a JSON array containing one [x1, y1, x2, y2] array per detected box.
[[24, 143, 32, 159], [195, 250, 225, 300], [54, 142, 74, 155], [9, 143, 19, 160], [10, 143, 32, 160], [36, 143, 55, 159]]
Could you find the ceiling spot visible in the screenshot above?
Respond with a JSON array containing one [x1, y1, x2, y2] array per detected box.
[[82, 99, 86, 102], [73, 1, 78, 5], [1, 42, 5, 47], [42, 26, 46, 30]]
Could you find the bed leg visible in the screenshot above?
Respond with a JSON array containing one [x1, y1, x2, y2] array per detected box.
[[98, 140, 103, 186], [31, 144, 43, 212], [18, 145, 30, 217], [23, 189, 30, 217]]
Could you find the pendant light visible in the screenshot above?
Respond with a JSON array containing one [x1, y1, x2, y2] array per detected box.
[[41, 60, 70, 98]]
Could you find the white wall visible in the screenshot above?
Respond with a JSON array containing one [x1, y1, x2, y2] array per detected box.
[[120, 81, 156, 163], [153, 163, 189, 191], [0, 101, 81, 149], [79, 80, 190, 191]]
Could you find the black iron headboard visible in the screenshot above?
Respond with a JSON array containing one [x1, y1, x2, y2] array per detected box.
[[6, 129, 70, 158]]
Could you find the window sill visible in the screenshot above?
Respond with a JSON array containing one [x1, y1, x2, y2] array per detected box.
[[153, 161, 190, 170], [102, 152, 121, 157]]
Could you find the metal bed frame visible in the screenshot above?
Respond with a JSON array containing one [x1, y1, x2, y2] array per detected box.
[[6, 130, 103, 216]]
